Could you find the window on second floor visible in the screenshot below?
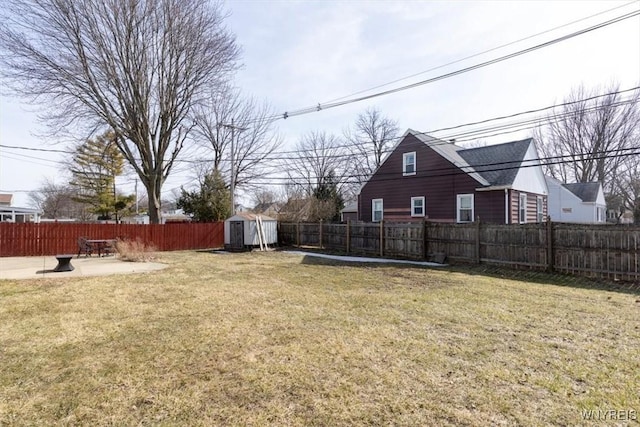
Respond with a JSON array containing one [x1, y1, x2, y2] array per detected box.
[[411, 197, 425, 217], [403, 152, 416, 176], [372, 198, 383, 222], [457, 194, 474, 223], [519, 193, 527, 223]]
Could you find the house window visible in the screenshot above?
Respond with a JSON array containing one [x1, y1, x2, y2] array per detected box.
[[597, 207, 606, 222], [456, 194, 474, 223], [519, 193, 527, 223], [411, 197, 425, 217], [536, 196, 544, 222], [372, 199, 383, 222], [403, 152, 416, 176]]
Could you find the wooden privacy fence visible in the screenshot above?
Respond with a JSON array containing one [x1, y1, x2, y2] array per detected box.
[[279, 221, 640, 281], [0, 222, 224, 257]]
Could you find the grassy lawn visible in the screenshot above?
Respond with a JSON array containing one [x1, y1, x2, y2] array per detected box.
[[1, 251, 639, 426]]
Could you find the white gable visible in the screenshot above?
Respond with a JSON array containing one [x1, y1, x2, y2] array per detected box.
[[511, 140, 548, 195], [595, 185, 606, 206]]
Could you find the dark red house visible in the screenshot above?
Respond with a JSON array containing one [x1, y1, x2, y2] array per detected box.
[[358, 130, 548, 224]]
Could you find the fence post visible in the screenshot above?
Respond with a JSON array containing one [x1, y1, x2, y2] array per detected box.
[[423, 218, 428, 260], [546, 216, 554, 272], [319, 220, 323, 249], [380, 220, 384, 257], [346, 219, 351, 254], [475, 217, 481, 264], [296, 221, 300, 247]]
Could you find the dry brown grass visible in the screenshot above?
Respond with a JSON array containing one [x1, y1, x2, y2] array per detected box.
[[114, 238, 157, 262], [0, 251, 638, 426]]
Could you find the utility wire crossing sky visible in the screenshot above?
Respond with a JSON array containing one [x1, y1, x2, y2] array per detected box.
[[0, 0, 638, 206]]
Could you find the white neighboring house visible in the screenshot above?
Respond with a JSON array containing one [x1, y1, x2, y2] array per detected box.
[[545, 176, 606, 223], [0, 193, 41, 223]]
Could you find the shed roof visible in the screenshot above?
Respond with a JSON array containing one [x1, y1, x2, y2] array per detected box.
[[226, 212, 276, 222], [562, 182, 601, 203]]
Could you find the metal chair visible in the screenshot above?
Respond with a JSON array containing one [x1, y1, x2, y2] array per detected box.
[[77, 236, 93, 258]]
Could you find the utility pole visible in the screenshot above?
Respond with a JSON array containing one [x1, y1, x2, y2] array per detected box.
[[219, 119, 247, 216], [135, 178, 139, 214]]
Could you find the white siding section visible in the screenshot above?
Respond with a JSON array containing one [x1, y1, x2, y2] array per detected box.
[[546, 178, 607, 223], [224, 214, 278, 246], [595, 186, 606, 206], [511, 142, 548, 195]]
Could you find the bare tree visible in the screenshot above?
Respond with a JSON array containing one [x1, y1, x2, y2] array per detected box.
[[191, 85, 282, 191], [0, 0, 240, 223], [615, 162, 640, 224], [344, 107, 399, 188], [537, 84, 640, 195], [286, 131, 348, 196], [284, 131, 347, 222], [29, 178, 91, 220], [250, 189, 280, 211]]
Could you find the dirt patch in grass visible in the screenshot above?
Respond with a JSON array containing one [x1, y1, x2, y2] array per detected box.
[[1, 251, 638, 425]]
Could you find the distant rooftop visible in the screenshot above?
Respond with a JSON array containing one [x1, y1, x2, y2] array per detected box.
[[0, 193, 13, 205], [562, 182, 601, 203]]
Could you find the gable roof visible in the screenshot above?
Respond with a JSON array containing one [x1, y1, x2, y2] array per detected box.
[[410, 130, 533, 187], [457, 139, 532, 186], [252, 202, 281, 214], [410, 130, 490, 186], [361, 129, 540, 193], [562, 182, 601, 203]]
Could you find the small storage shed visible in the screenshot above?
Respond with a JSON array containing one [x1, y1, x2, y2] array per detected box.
[[224, 213, 278, 251]]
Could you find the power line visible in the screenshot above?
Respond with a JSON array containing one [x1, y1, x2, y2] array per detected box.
[[0, 145, 68, 153], [3, 87, 638, 162], [196, 86, 640, 159], [4, 89, 639, 194], [169, 145, 640, 190], [142, 91, 640, 163], [272, 9, 640, 122], [321, 1, 640, 104], [10, 141, 627, 196]]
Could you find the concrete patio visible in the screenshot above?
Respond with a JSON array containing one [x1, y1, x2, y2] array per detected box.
[[0, 255, 167, 280]]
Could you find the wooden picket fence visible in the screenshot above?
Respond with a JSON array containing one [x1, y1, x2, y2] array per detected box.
[[279, 221, 640, 281], [0, 222, 224, 257]]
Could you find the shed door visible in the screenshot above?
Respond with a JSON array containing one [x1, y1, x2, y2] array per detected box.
[[230, 221, 244, 250]]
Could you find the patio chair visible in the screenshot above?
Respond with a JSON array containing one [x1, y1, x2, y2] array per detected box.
[[101, 240, 116, 256], [77, 236, 93, 258]]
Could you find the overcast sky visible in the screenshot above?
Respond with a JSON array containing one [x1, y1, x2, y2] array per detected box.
[[1, 0, 638, 208]]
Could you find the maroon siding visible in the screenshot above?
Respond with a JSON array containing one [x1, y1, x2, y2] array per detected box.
[[359, 134, 481, 222], [475, 190, 507, 223]]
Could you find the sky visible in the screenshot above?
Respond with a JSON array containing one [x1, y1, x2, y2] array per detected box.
[[0, 0, 639, 208]]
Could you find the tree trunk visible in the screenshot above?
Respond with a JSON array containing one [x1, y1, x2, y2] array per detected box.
[[145, 178, 163, 224]]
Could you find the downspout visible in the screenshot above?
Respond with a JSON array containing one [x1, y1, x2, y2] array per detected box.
[[504, 188, 509, 224]]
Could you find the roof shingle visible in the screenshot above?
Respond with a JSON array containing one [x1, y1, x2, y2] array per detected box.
[[457, 139, 532, 186], [562, 182, 601, 202]]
